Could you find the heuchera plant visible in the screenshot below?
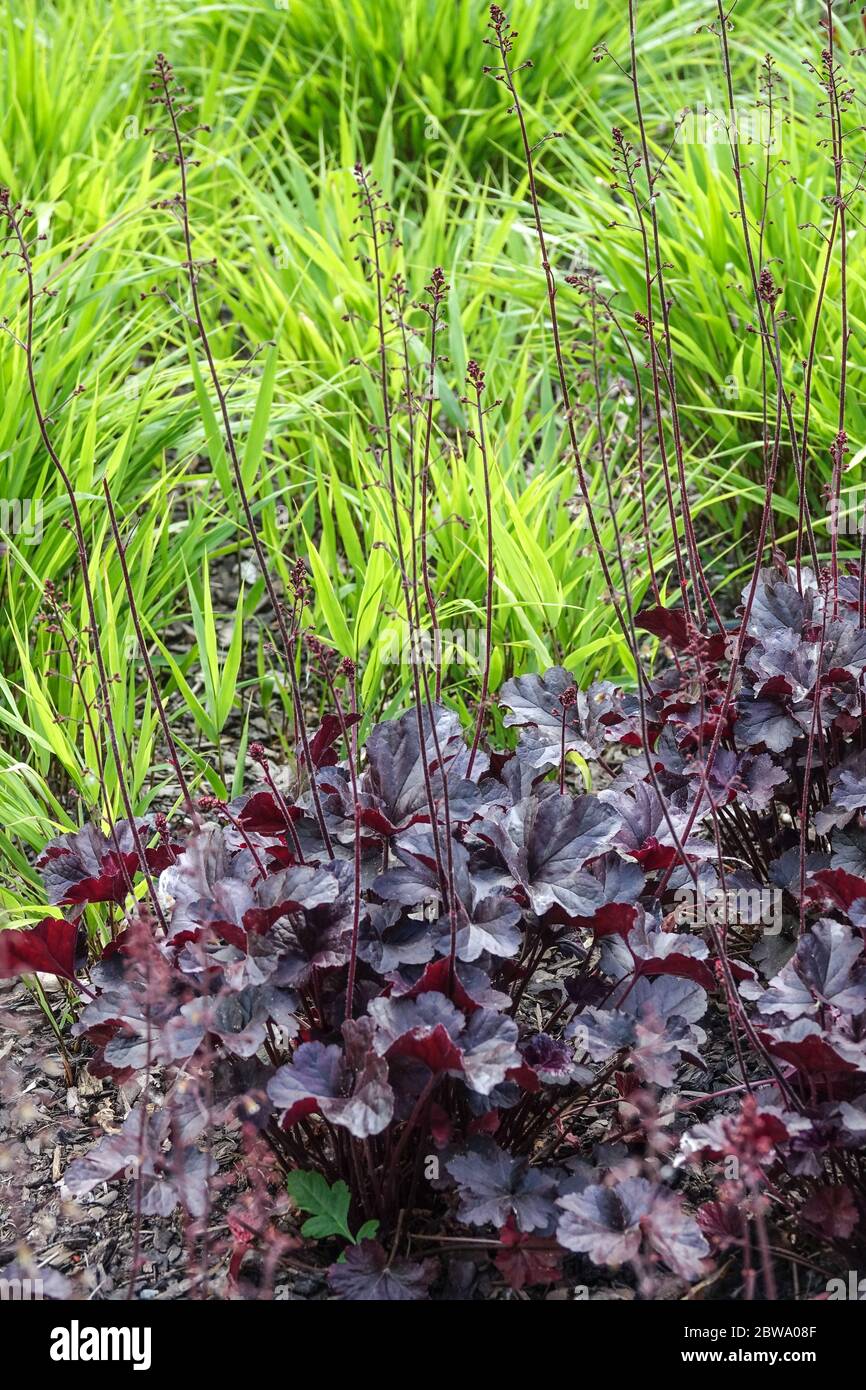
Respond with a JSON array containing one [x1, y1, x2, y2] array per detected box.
[[3, 561, 866, 1298]]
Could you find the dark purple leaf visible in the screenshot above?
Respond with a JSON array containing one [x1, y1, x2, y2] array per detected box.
[[521, 1032, 576, 1085], [37, 820, 151, 906], [636, 607, 726, 662], [758, 1017, 866, 1073], [556, 1180, 646, 1266], [62, 1108, 152, 1197], [802, 1184, 858, 1239], [755, 919, 866, 1021], [0, 917, 80, 983], [696, 1201, 744, 1251], [357, 903, 433, 974], [745, 628, 819, 701], [450, 892, 523, 963], [832, 827, 866, 878], [228, 789, 300, 837], [627, 921, 716, 992], [494, 1217, 563, 1289], [601, 782, 714, 870], [735, 695, 800, 752], [309, 712, 360, 769], [363, 704, 481, 835], [328, 1240, 437, 1301], [268, 1041, 344, 1125], [816, 752, 866, 834], [746, 567, 811, 639], [499, 669, 630, 768], [268, 1033, 394, 1138], [446, 1142, 558, 1232], [807, 868, 866, 921], [476, 793, 622, 917], [573, 975, 707, 1085], [368, 992, 465, 1074], [63, 1106, 212, 1217], [459, 1008, 521, 1094], [739, 752, 789, 812], [821, 620, 866, 682], [557, 1176, 708, 1278]]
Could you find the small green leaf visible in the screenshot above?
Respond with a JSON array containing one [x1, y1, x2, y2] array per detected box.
[[301, 1213, 345, 1240], [286, 1170, 353, 1242]]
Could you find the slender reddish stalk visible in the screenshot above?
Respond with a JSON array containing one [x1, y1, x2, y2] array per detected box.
[[151, 54, 333, 856], [654, 288, 788, 910], [825, 18, 849, 617], [605, 296, 660, 606], [608, 129, 691, 616], [353, 167, 460, 976], [626, 0, 721, 630], [712, 3, 819, 581], [103, 478, 198, 822], [485, 8, 640, 657], [418, 271, 446, 700], [307, 642, 363, 1021], [0, 190, 167, 932], [465, 359, 495, 777], [798, 579, 829, 934]]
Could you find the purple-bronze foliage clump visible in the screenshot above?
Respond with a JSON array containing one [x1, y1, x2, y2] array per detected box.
[[8, 568, 866, 1297]]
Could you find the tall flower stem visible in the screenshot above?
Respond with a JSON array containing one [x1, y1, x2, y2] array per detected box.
[[102, 478, 198, 823], [0, 190, 166, 932], [152, 54, 333, 855], [418, 269, 446, 701], [485, 8, 641, 660], [353, 166, 458, 960], [712, 3, 819, 582], [465, 359, 495, 777], [625, 0, 721, 630]]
